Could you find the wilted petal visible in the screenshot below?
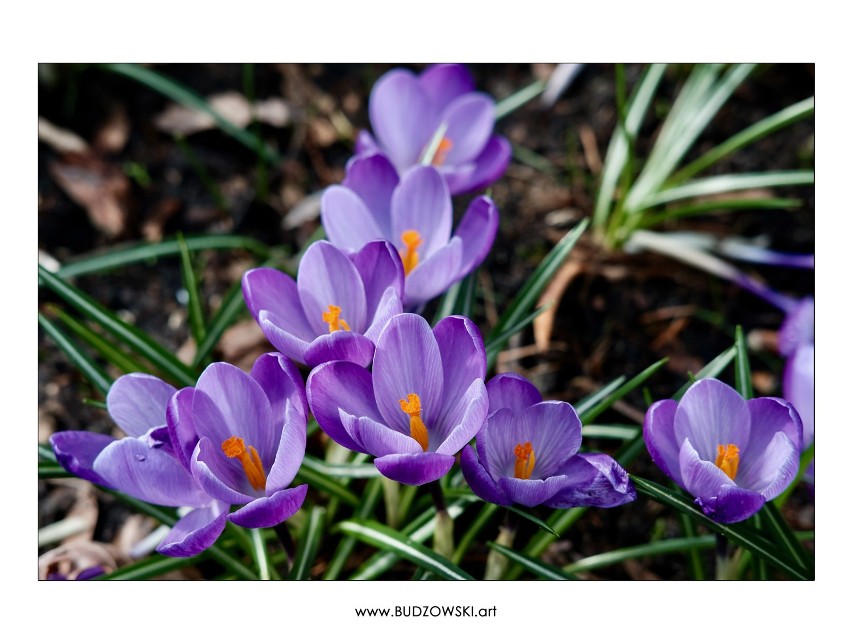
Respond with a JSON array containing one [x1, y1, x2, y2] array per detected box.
[[374, 452, 455, 486], [265, 402, 307, 494], [343, 153, 399, 235], [106, 373, 176, 438], [241, 268, 314, 343], [228, 485, 308, 529], [486, 373, 542, 414], [50, 431, 115, 487], [420, 64, 476, 113], [455, 196, 499, 275], [321, 185, 387, 252], [298, 241, 368, 336], [157, 502, 229, 558], [737, 432, 799, 501], [390, 166, 452, 259], [441, 93, 495, 166], [642, 399, 682, 486], [547, 453, 636, 508], [460, 444, 509, 505], [675, 379, 750, 462], [403, 237, 464, 306], [351, 241, 405, 320], [304, 332, 375, 369]]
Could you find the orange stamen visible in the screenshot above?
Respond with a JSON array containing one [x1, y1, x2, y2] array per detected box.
[[399, 393, 429, 451], [221, 436, 267, 491], [400, 230, 422, 276], [432, 137, 454, 167], [322, 304, 351, 333], [715, 443, 740, 480], [513, 442, 536, 480]]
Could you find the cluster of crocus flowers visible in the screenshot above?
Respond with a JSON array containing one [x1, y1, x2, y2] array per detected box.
[[460, 373, 636, 508], [643, 378, 803, 523]]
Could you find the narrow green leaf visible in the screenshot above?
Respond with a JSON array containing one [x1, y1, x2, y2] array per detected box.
[[339, 519, 474, 581], [290, 507, 326, 580], [97, 554, 203, 581], [579, 358, 668, 424], [452, 503, 499, 565], [192, 279, 246, 369], [581, 424, 640, 440], [641, 171, 814, 209], [734, 325, 754, 399], [487, 541, 578, 580], [177, 233, 207, 346], [301, 456, 380, 479], [484, 304, 550, 366], [677, 510, 706, 580], [39, 464, 74, 479], [324, 478, 383, 580], [574, 376, 626, 416], [494, 79, 546, 120], [38, 312, 112, 395], [249, 528, 271, 580], [296, 458, 360, 507], [507, 506, 559, 536], [564, 535, 716, 574], [758, 502, 813, 577], [641, 198, 801, 228], [673, 346, 736, 399]]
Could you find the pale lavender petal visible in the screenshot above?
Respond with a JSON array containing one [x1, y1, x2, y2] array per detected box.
[[374, 452, 455, 486], [297, 241, 368, 336], [441, 93, 495, 166], [498, 475, 567, 507], [483, 408, 522, 479], [456, 135, 512, 193], [304, 332, 375, 369], [351, 240, 405, 319], [403, 237, 464, 306], [784, 345, 814, 446], [460, 445, 509, 505], [390, 166, 452, 259], [455, 196, 499, 275], [373, 313, 443, 432], [486, 373, 542, 414], [547, 453, 636, 508], [434, 315, 486, 425], [420, 64, 476, 113], [642, 399, 682, 486], [191, 438, 255, 504], [266, 402, 307, 493], [343, 412, 421, 456], [94, 437, 209, 507], [354, 129, 380, 156], [363, 287, 404, 343], [228, 485, 308, 529], [157, 502, 229, 557], [441, 162, 478, 195], [306, 360, 381, 452], [434, 379, 488, 456], [250, 352, 308, 422], [241, 268, 314, 343], [166, 388, 198, 470], [701, 485, 765, 523], [258, 311, 312, 364], [737, 432, 799, 500], [343, 153, 399, 234], [778, 297, 814, 356], [106, 374, 176, 437], [745, 397, 803, 458], [675, 378, 750, 461], [321, 185, 387, 252], [679, 437, 733, 501], [369, 69, 438, 169], [50, 431, 115, 487]]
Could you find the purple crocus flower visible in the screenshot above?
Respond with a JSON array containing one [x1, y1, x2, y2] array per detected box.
[[322, 156, 498, 307], [779, 297, 815, 481], [50, 373, 229, 557], [177, 353, 309, 529], [643, 378, 803, 523], [242, 240, 404, 367], [460, 373, 636, 508], [355, 64, 511, 194], [307, 313, 489, 486]]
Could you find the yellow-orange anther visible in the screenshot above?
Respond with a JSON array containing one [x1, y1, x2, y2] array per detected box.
[[513, 442, 536, 480], [399, 393, 429, 452], [432, 137, 454, 167], [400, 230, 423, 276], [322, 304, 351, 333], [221, 436, 267, 491], [715, 443, 740, 480]]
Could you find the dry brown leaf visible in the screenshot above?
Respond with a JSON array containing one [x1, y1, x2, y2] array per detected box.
[[94, 104, 131, 153], [38, 541, 129, 580], [154, 91, 291, 136], [38, 117, 89, 155], [219, 318, 271, 371], [533, 259, 585, 351], [49, 158, 130, 237]]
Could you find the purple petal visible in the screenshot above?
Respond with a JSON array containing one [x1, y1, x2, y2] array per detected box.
[[433, 315, 486, 427], [191, 437, 256, 504], [304, 332, 375, 369], [250, 352, 308, 422], [433, 379, 488, 455], [546, 453, 636, 508], [460, 444, 509, 505], [374, 452, 455, 486], [498, 476, 567, 507], [403, 237, 464, 307], [451, 135, 512, 193], [390, 166, 453, 259], [156, 502, 229, 557], [165, 388, 198, 470], [258, 311, 312, 364], [363, 287, 404, 344], [482, 408, 522, 479], [266, 402, 307, 493], [419, 64, 476, 113], [778, 297, 814, 356], [455, 196, 499, 276], [354, 129, 380, 155], [50, 431, 115, 487], [369, 69, 438, 169], [440, 93, 495, 166], [343, 412, 421, 456], [441, 162, 478, 196], [241, 268, 314, 344], [675, 379, 750, 462], [373, 313, 444, 432], [351, 240, 405, 320], [700, 485, 766, 524], [106, 374, 176, 438], [306, 360, 381, 453], [486, 373, 543, 414], [298, 241, 368, 336], [228, 485, 308, 529], [783, 345, 814, 447], [736, 432, 799, 500], [745, 397, 804, 458], [642, 399, 682, 486], [679, 437, 733, 501], [94, 437, 209, 507], [321, 185, 387, 252], [343, 153, 399, 235]]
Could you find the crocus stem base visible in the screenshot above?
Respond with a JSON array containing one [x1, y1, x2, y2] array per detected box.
[[485, 521, 517, 581]]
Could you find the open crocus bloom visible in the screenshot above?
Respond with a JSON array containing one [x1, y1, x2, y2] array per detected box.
[[183, 354, 308, 529], [355, 64, 511, 194], [643, 378, 803, 523], [243, 240, 404, 367], [322, 156, 498, 307], [50, 373, 229, 557], [307, 313, 489, 486], [460, 373, 635, 508]]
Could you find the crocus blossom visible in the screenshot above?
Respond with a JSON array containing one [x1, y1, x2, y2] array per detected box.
[[460, 373, 635, 508], [180, 353, 309, 529], [779, 297, 815, 481], [242, 240, 404, 367], [50, 373, 229, 557], [643, 378, 803, 523], [307, 313, 489, 486], [322, 157, 498, 307], [355, 64, 511, 194]]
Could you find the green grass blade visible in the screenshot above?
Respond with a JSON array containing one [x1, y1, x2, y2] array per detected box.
[[301, 455, 380, 479], [507, 506, 559, 536], [250, 528, 271, 580], [677, 511, 707, 580], [39, 463, 74, 479], [433, 269, 477, 323], [177, 233, 206, 347], [104, 63, 281, 164], [757, 502, 813, 578], [295, 457, 360, 507], [563, 535, 715, 575], [574, 376, 626, 416], [452, 502, 499, 565], [338, 519, 474, 581], [641, 198, 801, 228], [289, 506, 326, 580], [97, 554, 203, 580], [39, 266, 198, 387], [487, 541, 577, 580], [734, 325, 754, 399], [579, 358, 668, 424], [640, 171, 814, 209], [324, 478, 382, 580], [38, 312, 112, 395], [192, 279, 246, 369], [673, 346, 737, 399], [484, 304, 550, 367], [582, 424, 640, 440], [494, 79, 546, 120]]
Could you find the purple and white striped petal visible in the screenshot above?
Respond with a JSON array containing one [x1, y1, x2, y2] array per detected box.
[[343, 153, 399, 236], [390, 166, 452, 260], [699, 485, 766, 524], [486, 373, 543, 415], [547, 453, 636, 509], [258, 311, 312, 364], [227, 485, 308, 529], [679, 438, 735, 502], [50, 431, 115, 487], [157, 502, 229, 558], [374, 452, 455, 486], [454, 196, 499, 276], [241, 268, 315, 343], [453, 136, 512, 194], [675, 379, 750, 462], [106, 374, 176, 438], [249, 352, 307, 423], [192, 437, 256, 504], [322, 185, 387, 253], [460, 444, 510, 505], [440, 93, 495, 166], [266, 402, 308, 494], [304, 332, 375, 369], [642, 399, 682, 486], [351, 241, 405, 321], [433, 379, 488, 455], [434, 315, 486, 429], [403, 237, 464, 307], [420, 64, 476, 114]]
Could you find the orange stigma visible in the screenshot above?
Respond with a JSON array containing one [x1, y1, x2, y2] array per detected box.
[[715, 443, 740, 480], [221, 436, 267, 491], [322, 304, 351, 333], [399, 393, 429, 451], [513, 442, 536, 480], [431, 137, 453, 166], [400, 230, 423, 276]]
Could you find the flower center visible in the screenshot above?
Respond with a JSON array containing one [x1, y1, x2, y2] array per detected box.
[[322, 304, 351, 333], [399, 393, 429, 451], [222, 436, 267, 491], [400, 230, 423, 276], [715, 443, 740, 480], [432, 137, 454, 166], [513, 442, 536, 480]]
